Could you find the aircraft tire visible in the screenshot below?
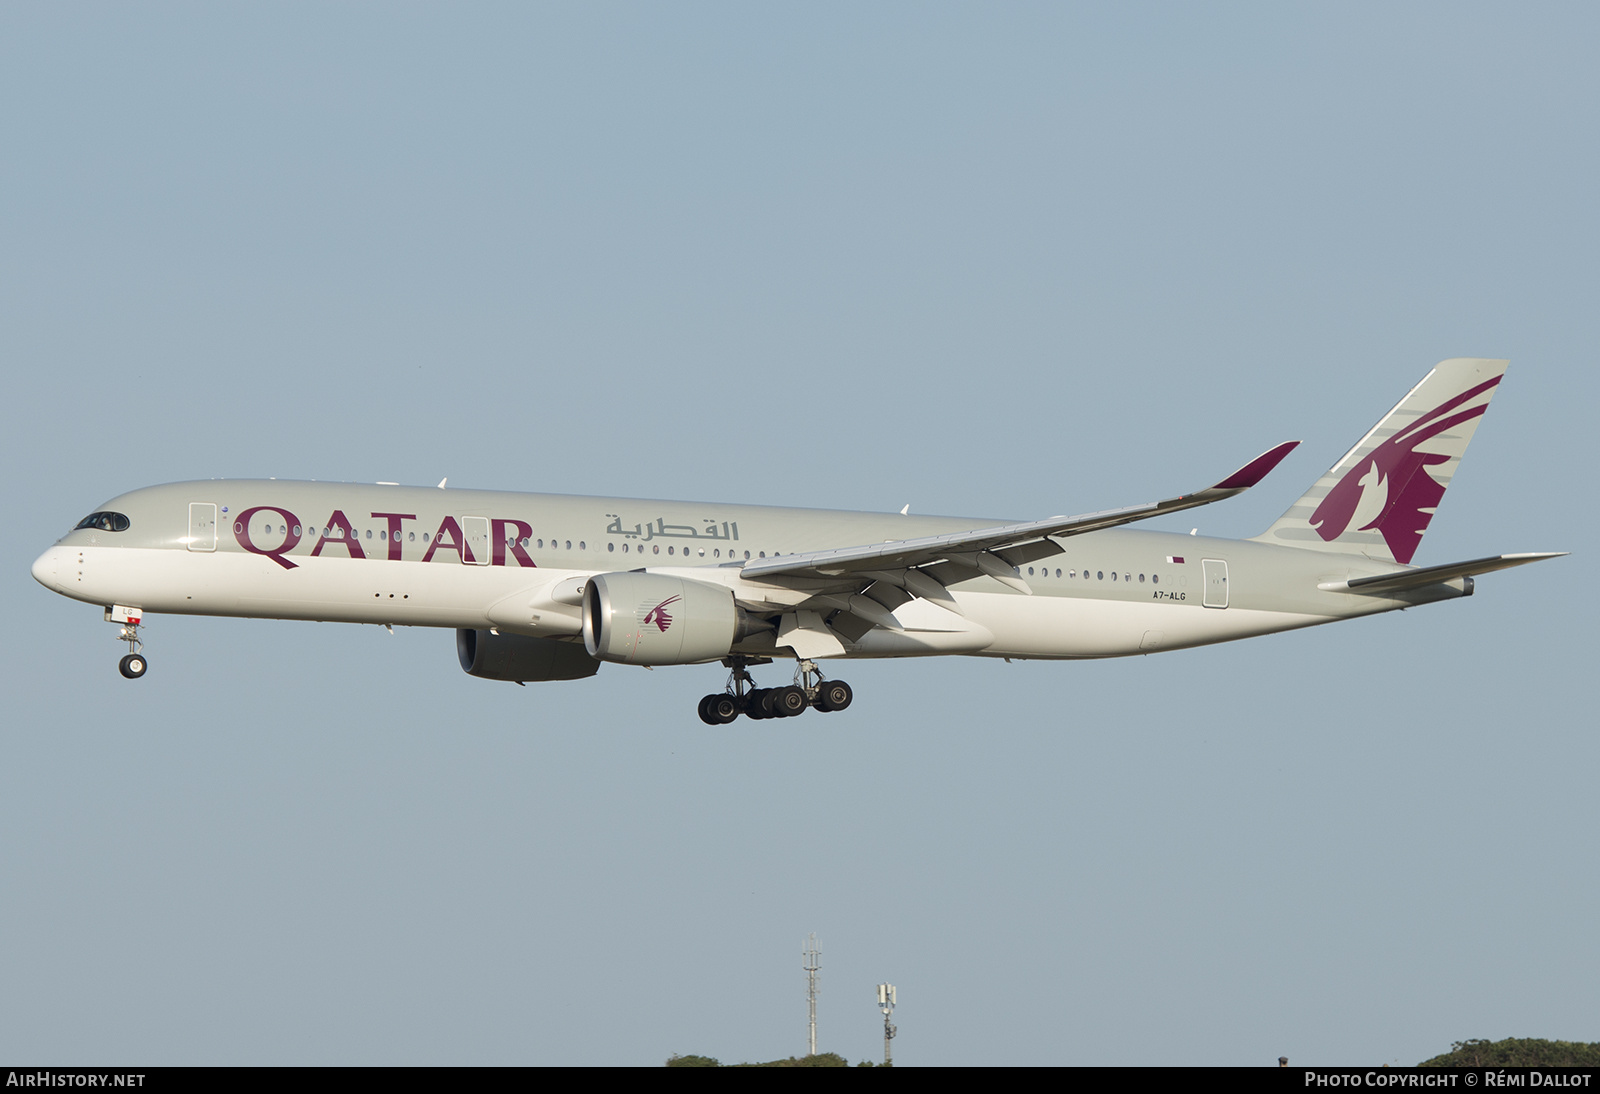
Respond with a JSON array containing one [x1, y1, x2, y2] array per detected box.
[[119, 654, 147, 680], [815, 680, 851, 712], [757, 689, 780, 719], [774, 686, 807, 717], [710, 695, 740, 724], [697, 695, 720, 725], [743, 689, 769, 720]]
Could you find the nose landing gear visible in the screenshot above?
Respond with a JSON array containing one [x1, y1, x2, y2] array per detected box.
[[697, 658, 852, 724], [107, 605, 147, 680]]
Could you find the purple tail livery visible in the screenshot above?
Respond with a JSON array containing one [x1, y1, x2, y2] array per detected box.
[[1255, 359, 1507, 564]]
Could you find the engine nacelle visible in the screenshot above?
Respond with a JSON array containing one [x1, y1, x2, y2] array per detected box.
[[456, 628, 601, 682], [583, 571, 738, 665]]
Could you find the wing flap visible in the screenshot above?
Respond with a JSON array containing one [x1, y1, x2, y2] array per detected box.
[[776, 611, 848, 658]]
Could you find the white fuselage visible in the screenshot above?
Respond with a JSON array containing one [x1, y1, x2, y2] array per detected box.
[[32, 479, 1435, 665]]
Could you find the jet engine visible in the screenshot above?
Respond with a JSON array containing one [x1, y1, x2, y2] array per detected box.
[[456, 628, 601, 682], [583, 571, 741, 665]]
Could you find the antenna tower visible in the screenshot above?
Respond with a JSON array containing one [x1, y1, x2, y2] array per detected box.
[[803, 933, 821, 1056], [877, 983, 898, 1066]]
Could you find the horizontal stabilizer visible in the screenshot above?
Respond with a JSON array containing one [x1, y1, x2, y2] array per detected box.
[[1317, 552, 1567, 595]]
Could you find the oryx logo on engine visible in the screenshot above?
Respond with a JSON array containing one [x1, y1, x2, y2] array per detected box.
[[641, 595, 681, 633]]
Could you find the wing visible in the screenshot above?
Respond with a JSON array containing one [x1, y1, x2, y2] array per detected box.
[[742, 441, 1299, 588], [737, 441, 1300, 638]]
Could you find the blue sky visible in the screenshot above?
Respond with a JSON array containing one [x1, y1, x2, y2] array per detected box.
[[2, 3, 1592, 1065]]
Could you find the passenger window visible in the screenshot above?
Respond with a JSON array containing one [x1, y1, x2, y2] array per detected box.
[[608, 542, 615, 552]]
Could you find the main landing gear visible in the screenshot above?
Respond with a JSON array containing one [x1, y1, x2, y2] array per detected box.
[[108, 607, 147, 679], [697, 658, 853, 725]]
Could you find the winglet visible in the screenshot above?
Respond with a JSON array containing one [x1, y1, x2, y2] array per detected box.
[[1210, 440, 1300, 491]]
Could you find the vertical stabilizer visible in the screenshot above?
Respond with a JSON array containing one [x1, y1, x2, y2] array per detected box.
[[1253, 358, 1508, 564]]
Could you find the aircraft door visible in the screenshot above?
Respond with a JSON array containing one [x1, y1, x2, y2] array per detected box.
[[462, 516, 491, 566], [1201, 558, 1229, 608], [188, 503, 217, 552]]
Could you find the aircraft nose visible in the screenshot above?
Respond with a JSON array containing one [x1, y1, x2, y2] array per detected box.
[[31, 546, 63, 591]]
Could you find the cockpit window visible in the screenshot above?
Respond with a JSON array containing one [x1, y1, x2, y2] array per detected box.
[[74, 511, 130, 532]]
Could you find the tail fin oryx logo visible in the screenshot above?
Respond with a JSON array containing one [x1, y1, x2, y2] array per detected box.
[[1309, 375, 1500, 564], [1253, 359, 1508, 564], [641, 595, 681, 633]]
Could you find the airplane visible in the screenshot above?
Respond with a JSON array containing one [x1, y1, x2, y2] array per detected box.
[[31, 358, 1563, 724]]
